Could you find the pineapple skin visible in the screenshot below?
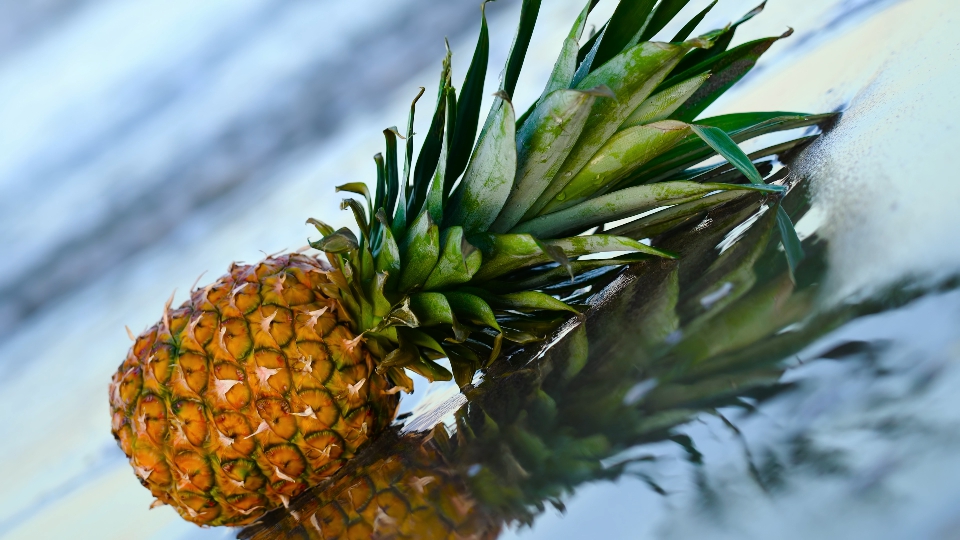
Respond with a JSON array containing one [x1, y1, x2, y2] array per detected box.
[[244, 441, 500, 540], [108, 254, 399, 526]]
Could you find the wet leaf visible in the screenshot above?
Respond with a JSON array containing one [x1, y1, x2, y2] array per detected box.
[[488, 291, 578, 313], [399, 210, 440, 292], [444, 292, 501, 330], [591, 0, 658, 70], [516, 181, 782, 238], [446, 94, 517, 235], [527, 40, 698, 218], [776, 205, 805, 273], [538, 0, 592, 102], [620, 73, 709, 129], [542, 120, 693, 213], [424, 227, 482, 290], [472, 233, 676, 280], [492, 88, 605, 232]]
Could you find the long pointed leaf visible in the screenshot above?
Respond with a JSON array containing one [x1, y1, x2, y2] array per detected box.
[[606, 189, 747, 238], [639, 0, 692, 42], [426, 88, 456, 223], [492, 88, 605, 232], [620, 73, 709, 129], [623, 112, 837, 187], [515, 181, 784, 238], [671, 30, 791, 122], [671, 0, 717, 42], [503, 0, 542, 98], [445, 93, 517, 235], [526, 40, 700, 218], [448, 4, 490, 187], [411, 49, 452, 216], [539, 0, 593, 102], [592, 0, 658, 70], [669, 2, 765, 77], [396, 88, 426, 238], [472, 233, 675, 281], [542, 120, 693, 213]]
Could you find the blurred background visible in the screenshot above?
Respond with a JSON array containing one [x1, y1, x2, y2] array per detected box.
[[1, 0, 958, 538]]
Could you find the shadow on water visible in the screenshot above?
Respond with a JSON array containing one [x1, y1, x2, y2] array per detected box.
[[237, 122, 960, 539]]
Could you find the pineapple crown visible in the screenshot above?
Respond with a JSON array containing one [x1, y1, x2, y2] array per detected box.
[[305, 0, 835, 391]]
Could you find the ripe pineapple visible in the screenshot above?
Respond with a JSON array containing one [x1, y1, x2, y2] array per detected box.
[[110, 0, 833, 527], [239, 210, 815, 539]]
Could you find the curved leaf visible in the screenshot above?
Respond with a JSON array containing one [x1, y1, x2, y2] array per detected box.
[[312, 227, 359, 254], [489, 291, 578, 313], [444, 292, 500, 330], [606, 189, 747, 238]]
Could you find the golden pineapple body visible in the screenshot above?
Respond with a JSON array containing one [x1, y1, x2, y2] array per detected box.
[[109, 254, 399, 526]]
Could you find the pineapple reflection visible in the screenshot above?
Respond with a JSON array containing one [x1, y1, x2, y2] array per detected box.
[[240, 190, 831, 539]]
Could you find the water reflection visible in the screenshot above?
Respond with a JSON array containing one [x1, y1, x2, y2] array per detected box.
[[233, 119, 958, 538]]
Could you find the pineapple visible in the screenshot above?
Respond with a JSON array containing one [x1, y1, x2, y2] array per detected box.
[[110, 0, 834, 527], [239, 200, 818, 539]]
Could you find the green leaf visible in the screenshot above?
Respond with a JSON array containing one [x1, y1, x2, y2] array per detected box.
[[776, 205, 804, 273], [472, 233, 676, 281], [374, 211, 401, 289], [373, 153, 386, 216], [306, 218, 335, 237], [397, 327, 446, 354], [445, 93, 517, 235], [689, 124, 763, 184], [398, 210, 440, 292], [690, 124, 805, 270], [515, 181, 783, 238], [639, 0, 692, 42], [491, 88, 606, 232], [312, 227, 359, 254], [620, 73, 709, 129], [424, 227, 482, 290], [395, 87, 426, 239], [383, 127, 403, 224], [592, 0, 658, 70], [526, 40, 699, 218], [410, 292, 467, 341], [668, 2, 765, 77], [447, 3, 490, 186], [484, 253, 652, 292], [444, 292, 501, 330], [606, 189, 747, 238], [336, 183, 372, 226], [406, 357, 453, 383], [503, 0, 542, 98], [377, 334, 419, 370], [623, 112, 837, 186], [537, 0, 592, 102], [671, 30, 791, 122], [340, 198, 369, 239], [426, 87, 456, 223], [488, 291, 578, 313], [368, 272, 393, 317], [671, 0, 716, 42], [411, 48, 452, 217], [541, 120, 693, 213], [571, 25, 605, 88]]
